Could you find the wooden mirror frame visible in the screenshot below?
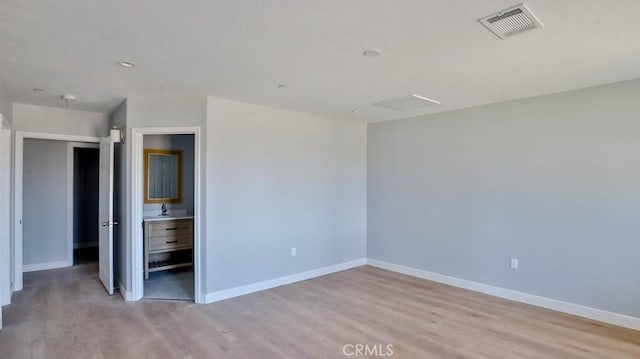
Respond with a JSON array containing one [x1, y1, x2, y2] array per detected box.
[[144, 148, 183, 204]]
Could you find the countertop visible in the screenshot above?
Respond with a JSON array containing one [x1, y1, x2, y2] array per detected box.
[[143, 215, 194, 222]]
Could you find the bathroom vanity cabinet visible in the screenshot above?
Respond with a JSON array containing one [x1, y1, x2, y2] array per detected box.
[[143, 216, 193, 279]]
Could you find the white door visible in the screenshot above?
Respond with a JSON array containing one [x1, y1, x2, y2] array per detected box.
[[98, 137, 115, 295]]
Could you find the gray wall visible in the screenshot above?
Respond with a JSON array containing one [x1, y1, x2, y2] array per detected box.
[[206, 97, 367, 292], [127, 96, 207, 128], [115, 96, 206, 291], [13, 103, 109, 137], [23, 139, 69, 266], [368, 79, 640, 317], [118, 95, 368, 297], [143, 134, 195, 215]]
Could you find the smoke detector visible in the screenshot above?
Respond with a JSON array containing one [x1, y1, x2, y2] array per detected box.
[[61, 94, 78, 101], [479, 3, 543, 39], [61, 94, 78, 107]]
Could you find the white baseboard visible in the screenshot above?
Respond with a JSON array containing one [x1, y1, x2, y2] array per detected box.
[[117, 279, 134, 301], [204, 258, 367, 304], [23, 260, 72, 273], [367, 258, 640, 331], [74, 241, 98, 249]]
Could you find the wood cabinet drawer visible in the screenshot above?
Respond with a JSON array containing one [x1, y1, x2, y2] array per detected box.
[[148, 234, 192, 251], [144, 217, 194, 279], [148, 219, 193, 237]]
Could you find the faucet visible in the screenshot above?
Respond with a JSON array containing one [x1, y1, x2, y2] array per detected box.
[[161, 203, 168, 216]]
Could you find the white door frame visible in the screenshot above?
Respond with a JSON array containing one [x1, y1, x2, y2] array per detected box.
[[130, 127, 203, 303], [1, 115, 8, 331], [13, 131, 100, 291], [67, 142, 100, 264], [1, 115, 12, 309]]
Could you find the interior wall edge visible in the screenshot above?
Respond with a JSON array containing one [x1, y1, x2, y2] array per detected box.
[[117, 279, 133, 301]]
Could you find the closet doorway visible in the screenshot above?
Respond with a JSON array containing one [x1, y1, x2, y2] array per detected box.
[[20, 140, 99, 272], [13, 132, 109, 293], [71, 145, 100, 266]]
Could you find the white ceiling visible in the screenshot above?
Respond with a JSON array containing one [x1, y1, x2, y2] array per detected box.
[[1, 0, 640, 122]]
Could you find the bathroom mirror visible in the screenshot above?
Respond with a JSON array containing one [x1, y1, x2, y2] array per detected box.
[[144, 149, 183, 203]]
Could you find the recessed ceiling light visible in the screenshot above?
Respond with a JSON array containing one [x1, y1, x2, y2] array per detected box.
[[352, 109, 360, 114], [117, 61, 135, 68], [32, 88, 44, 93], [277, 84, 287, 88], [363, 49, 382, 57]]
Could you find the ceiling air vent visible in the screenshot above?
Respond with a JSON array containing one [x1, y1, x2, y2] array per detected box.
[[374, 94, 440, 111], [479, 3, 543, 39]]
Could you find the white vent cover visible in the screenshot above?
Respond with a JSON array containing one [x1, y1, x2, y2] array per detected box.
[[479, 3, 543, 39], [374, 94, 440, 111]]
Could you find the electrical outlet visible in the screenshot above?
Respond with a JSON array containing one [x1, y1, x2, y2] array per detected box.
[[291, 247, 297, 256], [510, 258, 519, 270]]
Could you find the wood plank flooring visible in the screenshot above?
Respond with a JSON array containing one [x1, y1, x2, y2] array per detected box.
[[1, 264, 638, 358]]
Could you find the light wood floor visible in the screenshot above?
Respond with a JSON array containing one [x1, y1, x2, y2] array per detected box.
[[1, 264, 639, 358]]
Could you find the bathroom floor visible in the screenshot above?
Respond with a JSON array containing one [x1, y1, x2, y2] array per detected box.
[[143, 267, 194, 301]]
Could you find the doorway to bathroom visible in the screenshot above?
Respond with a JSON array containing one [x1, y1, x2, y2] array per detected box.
[[136, 131, 198, 301]]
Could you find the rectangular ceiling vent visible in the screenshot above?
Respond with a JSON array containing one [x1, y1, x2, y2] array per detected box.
[[374, 94, 440, 111], [479, 3, 543, 39]]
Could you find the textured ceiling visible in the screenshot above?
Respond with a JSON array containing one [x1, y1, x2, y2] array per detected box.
[[1, 0, 640, 122]]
